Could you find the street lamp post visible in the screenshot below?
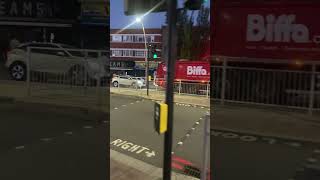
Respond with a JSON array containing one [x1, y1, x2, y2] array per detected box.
[[136, 17, 150, 96]]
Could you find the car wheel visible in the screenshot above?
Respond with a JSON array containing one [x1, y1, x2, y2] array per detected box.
[[9, 62, 26, 81], [113, 81, 118, 87], [131, 82, 137, 88], [69, 65, 85, 86]]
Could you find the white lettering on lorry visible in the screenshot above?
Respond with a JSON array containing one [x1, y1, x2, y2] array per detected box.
[[247, 14, 319, 44], [187, 66, 207, 75]]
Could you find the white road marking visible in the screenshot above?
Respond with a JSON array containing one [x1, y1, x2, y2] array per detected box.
[[262, 137, 277, 144], [122, 105, 127, 107], [199, 118, 203, 120], [211, 130, 258, 142], [15, 146, 25, 150], [286, 142, 301, 147], [240, 136, 257, 142], [83, 126, 93, 129], [103, 121, 108, 123], [177, 142, 183, 145], [171, 152, 175, 154], [40, 138, 52, 142], [307, 158, 318, 163], [314, 149, 320, 154], [201, 107, 204, 109], [191, 128, 195, 130], [64, 131, 73, 135], [130, 103, 134, 105], [195, 121, 200, 125], [145, 151, 156, 158], [114, 107, 118, 110], [186, 134, 190, 137], [110, 139, 156, 158]]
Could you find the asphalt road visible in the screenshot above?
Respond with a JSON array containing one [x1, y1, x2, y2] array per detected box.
[[110, 94, 209, 171], [110, 95, 320, 179], [0, 102, 109, 180], [211, 129, 320, 180]]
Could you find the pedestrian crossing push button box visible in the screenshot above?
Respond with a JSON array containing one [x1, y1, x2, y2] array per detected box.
[[154, 102, 168, 134]]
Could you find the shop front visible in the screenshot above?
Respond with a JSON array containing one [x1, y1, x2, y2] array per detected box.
[[77, 0, 109, 50], [134, 61, 160, 77], [110, 61, 135, 76], [0, 0, 81, 48]]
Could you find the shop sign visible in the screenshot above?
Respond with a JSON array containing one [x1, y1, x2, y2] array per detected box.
[[0, 0, 79, 20]]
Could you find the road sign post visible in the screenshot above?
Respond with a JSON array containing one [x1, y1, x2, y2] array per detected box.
[[163, 0, 177, 179]]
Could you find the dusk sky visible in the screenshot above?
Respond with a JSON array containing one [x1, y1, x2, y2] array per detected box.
[[110, 0, 210, 29], [110, 0, 166, 29]]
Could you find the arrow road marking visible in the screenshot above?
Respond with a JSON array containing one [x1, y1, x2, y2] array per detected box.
[[145, 151, 156, 158]]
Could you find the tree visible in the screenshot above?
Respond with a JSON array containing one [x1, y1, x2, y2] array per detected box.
[[192, 5, 210, 59], [177, 9, 193, 59], [163, 5, 209, 60]]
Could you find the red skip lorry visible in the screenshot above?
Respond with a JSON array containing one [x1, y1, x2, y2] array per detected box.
[[211, 0, 320, 105], [154, 59, 210, 94]]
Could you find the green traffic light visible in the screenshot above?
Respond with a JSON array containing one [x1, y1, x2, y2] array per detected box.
[[153, 54, 158, 59]]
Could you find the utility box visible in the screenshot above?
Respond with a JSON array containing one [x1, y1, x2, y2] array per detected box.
[[154, 102, 168, 134]]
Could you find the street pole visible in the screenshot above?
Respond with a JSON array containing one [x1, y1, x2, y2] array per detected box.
[[163, 0, 177, 179], [147, 50, 150, 96], [140, 22, 149, 96]]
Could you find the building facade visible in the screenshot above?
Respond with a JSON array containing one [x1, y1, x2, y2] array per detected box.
[[0, 0, 109, 55], [110, 28, 162, 76]]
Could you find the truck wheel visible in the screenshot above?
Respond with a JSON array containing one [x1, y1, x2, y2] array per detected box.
[[113, 81, 118, 87]]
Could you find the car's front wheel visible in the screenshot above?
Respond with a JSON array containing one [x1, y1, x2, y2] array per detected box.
[[113, 81, 118, 87], [9, 62, 26, 81]]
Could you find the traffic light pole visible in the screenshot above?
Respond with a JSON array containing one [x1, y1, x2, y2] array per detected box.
[[146, 49, 150, 96], [163, 0, 177, 179]]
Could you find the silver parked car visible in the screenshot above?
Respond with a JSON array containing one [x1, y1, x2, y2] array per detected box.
[[112, 76, 145, 88], [5, 42, 108, 85]]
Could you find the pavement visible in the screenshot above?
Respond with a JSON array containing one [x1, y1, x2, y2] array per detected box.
[[110, 87, 210, 107], [110, 150, 199, 180]]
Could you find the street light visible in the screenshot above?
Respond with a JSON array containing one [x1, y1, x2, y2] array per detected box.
[[135, 16, 150, 96]]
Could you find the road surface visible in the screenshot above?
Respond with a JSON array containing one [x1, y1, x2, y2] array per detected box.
[[211, 129, 320, 180], [110, 94, 209, 170], [0, 102, 108, 180], [111, 95, 320, 179]]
